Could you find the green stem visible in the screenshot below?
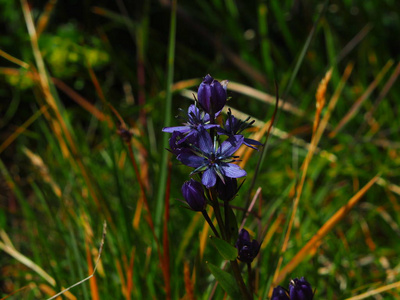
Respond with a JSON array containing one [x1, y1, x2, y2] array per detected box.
[[202, 210, 220, 238], [155, 0, 177, 238], [209, 188, 226, 240], [230, 260, 252, 300], [247, 262, 254, 296], [224, 200, 231, 242]]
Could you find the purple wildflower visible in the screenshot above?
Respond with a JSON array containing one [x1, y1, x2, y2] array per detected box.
[[289, 277, 314, 300], [217, 109, 263, 150], [235, 228, 260, 263], [177, 127, 246, 188], [197, 74, 228, 116], [163, 104, 219, 144], [181, 179, 207, 211]]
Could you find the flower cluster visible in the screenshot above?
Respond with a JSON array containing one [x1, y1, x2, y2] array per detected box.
[[272, 277, 314, 300], [163, 74, 261, 199], [164, 74, 261, 259]]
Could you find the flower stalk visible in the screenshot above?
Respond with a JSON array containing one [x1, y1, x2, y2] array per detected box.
[[230, 259, 252, 300], [202, 210, 220, 238]]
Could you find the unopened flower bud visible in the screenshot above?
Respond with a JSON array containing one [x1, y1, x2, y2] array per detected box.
[[197, 74, 227, 115], [289, 277, 314, 300], [181, 179, 207, 211]]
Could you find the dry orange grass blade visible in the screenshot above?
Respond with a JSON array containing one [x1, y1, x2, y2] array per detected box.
[[125, 248, 136, 300], [359, 218, 376, 252], [314, 62, 354, 146], [88, 66, 107, 104], [0, 49, 30, 69], [170, 78, 201, 93], [345, 280, 400, 300], [313, 69, 332, 134], [0, 105, 48, 155], [133, 195, 144, 229], [183, 261, 196, 300], [85, 240, 99, 300], [274, 175, 379, 285], [36, 0, 57, 37], [329, 59, 394, 138]]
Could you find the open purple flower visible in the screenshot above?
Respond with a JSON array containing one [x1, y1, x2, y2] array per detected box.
[[235, 228, 260, 263], [289, 277, 314, 300], [163, 104, 219, 144], [181, 179, 207, 211], [177, 127, 246, 188], [217, 109, 263, 150], [271, 286, 290, 300], [197, 74, 227, 116]]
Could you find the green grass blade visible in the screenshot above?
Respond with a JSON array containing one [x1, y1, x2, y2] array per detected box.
[[155, 0, 177, 237]]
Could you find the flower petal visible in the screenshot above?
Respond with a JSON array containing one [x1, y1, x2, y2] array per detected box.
[[187, 104, 198, 116], [202, 168, 217, 188], [162, 126, 190, 133], [203, 124, 220, 130], [219, 135, 244, 157], [221, 163, 247, 178], [177, 150, 205, 167], [198, 127, 214, 154], [211, 80, 227, 113], [197, 81, 212, 113]]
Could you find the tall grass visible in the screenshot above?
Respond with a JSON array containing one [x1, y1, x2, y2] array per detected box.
[[1, 0, 400, 299]]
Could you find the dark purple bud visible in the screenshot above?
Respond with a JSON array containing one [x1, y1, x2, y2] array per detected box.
[[235, 228, 260, 263], [289, 277, 314, 300], [181, 179, 207, 211], [197, 74, 227, 115], [216, 177, 237, 201], [271, 286, 290, 300]]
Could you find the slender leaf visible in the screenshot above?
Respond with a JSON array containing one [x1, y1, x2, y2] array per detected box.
[[209, 236, 238, 261], [207, 262, 241, 300]]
